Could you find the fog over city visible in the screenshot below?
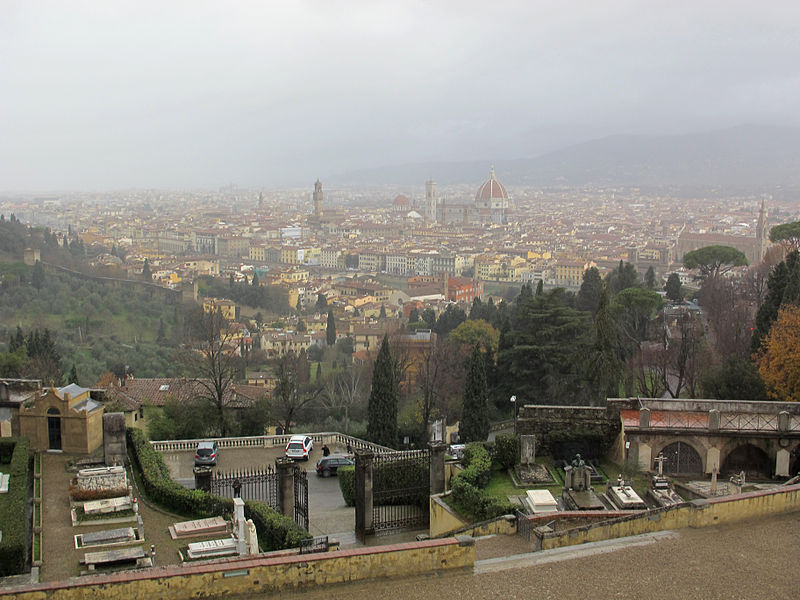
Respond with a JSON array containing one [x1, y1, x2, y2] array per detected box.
[[1, 1, 799, 191]]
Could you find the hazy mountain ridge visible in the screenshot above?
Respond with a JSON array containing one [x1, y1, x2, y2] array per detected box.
[[328, 125, 800, 188]]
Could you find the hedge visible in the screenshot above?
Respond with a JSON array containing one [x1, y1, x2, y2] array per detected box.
[[338, 459, 428, 508], [449, 442, 515, 522], [0, 437, 30, 576], [127, 428, 309, 551], [458, 443, 492, 488], [494, 434, 520, 470], [338, 465, 355, 506]]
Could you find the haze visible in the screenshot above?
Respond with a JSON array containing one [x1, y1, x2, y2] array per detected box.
[[1, 0, 799, 191]]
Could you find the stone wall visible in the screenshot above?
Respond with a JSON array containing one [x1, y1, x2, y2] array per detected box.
[[515, 405, 620, 457], [0, 537, 475, 600], [76, 466, 127, 492]]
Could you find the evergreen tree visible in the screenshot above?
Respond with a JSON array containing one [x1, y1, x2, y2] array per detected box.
[[315, 362, 322, 381], [31, 260, 45, 291], [752, 251, 796, 351], [251, 272, 259, 286], [587, 286, 624, 402], [577, 267, 603, 313], [229, 273, 235, 288], [296, 318, 307, 333], [665, 273, 683, 303], [421, 308, 436, 327], [316, 293, 328, 312], [141, 259, 152, 281], [326, 309, 336, 346], [156, 318, 167, 344], [379, 304, 387, 319], [645, 266, 656, 290], [366, 335, 399, 447], [461, 345, 489, 443], [433, 304, 466, 336], [69, 364, 79, 385], [535, 279, 543, 296], [408, 307, 420, 323]]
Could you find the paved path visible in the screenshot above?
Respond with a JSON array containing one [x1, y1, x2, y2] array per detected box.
[[255, 511, 800, 600]]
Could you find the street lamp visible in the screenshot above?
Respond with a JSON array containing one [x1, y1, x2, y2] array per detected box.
[[510, 395, 517, 434]]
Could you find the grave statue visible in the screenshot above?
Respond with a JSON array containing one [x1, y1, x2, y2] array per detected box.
[[564, 454, 592, 492], [571, 454, 586, 469]]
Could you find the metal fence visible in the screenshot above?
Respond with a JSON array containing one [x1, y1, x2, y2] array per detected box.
[[372, 449, 430, 535], [210, 466, 280, 509]]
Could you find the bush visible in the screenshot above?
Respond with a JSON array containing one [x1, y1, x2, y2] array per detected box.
[[459, 443, 492, 488], [338, 465, 355, 506], [127, 428, 309, 551], [494, 434, 520, 469], [450, 477, 515, 522], [0, 437, 30, 576]]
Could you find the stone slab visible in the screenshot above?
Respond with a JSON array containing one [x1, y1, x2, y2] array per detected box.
[[169, 516, 228, 540], [83, 496, 132, 515], [0, 473, 8, 494], [82, 546, 146, 566], [526, 489, 558, 514], [187, 538, 237, 559], [81, 527, 136, 546], [564, 490, 605, 511]]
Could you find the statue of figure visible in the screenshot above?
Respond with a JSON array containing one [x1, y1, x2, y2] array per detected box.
[[572, 454, 585, 468]]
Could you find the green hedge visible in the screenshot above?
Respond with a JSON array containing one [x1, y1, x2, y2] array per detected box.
[[0, 437, 30, 576], [127, 428, 310, 551], [458, 443, 492, 488], [338, 466, 355, 506], [450, 477, 515, 522], [494, 434, 519, 469]]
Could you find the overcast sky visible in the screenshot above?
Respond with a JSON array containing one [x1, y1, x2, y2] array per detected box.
[[1, 1, 799, 191]]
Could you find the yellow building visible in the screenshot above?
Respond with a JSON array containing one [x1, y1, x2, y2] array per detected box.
[[202, 297, 237, 320], [18, 384, 104, 454]]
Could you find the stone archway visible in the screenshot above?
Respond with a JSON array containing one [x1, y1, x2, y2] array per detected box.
[[47, 407, 62, 450], [721, 443, 771, 478], [658, 441, 703, 474]]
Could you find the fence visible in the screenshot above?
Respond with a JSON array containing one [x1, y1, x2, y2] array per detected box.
[[210, 466, 279, 509], [372, 449, 430, 535], [151, 432, 392, 454]]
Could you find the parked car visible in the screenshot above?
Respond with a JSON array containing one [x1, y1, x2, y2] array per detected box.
[[285, 435, 314, 461], [316, 454, 354, 477], [194, 441, 219, 466]]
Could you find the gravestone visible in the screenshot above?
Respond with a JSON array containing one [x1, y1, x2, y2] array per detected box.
[[80, 527, 136, 547], [526, 489, 558, 514], [0, 420, 11, 438], [562, 454, 604, 511], [187, 538, 237, 559], [520, 435, 536, 466], [169, 516, 228, 540], [606, 475, 646, 510], [0, 473, 8, 494], [103, 413, 127, 466], [233, 498, 247, 556], [83, 546, 146, 569], [83, 496, 132, 515]]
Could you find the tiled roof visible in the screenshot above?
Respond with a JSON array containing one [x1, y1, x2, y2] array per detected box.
[[104, 378, 263, 409]]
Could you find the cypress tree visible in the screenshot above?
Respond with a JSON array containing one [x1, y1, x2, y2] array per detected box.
[[461, 344, 489, 443], [535, 279, 543, 296], [366, 335, 399, 447], [68, 364, 79, 385], [142, 259, 152, 281], [326, 309, 336, 346]]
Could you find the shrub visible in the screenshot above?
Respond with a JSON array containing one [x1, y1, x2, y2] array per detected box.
[[127, 428, 309, 551], [494, 434, 520, 469], [450, 477, 515, 522], [338, 465, 355, 506], [0, 437, 30, 576], [458, 443, 492, 489]]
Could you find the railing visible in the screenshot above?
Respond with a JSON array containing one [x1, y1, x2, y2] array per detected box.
[[150, 432, 393, 454], [720, 412, 779, 432], [625, 410, 795, 434]]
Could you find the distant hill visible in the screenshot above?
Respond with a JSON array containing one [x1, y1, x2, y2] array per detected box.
[[328, 125, 800, 188]]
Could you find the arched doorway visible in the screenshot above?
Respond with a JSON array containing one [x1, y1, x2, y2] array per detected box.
[[659, 441, 703, 474], [722, 444, 771, 478], [47, 407, 62, 450]]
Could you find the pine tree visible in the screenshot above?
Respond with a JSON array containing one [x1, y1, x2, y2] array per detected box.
[[366, 335, 399, 447], [326, 309, 336, 346], [535, 280, 543, 296], [251, 272, 259, 286], [461, 345, 489, 443], [577, 267, 603, 313], [665, 273, 683, 303], [645, 266, 656, 290], [69, 364, 79, 385]]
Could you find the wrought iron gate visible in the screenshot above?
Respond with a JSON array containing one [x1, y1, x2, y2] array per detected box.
[[515, 509, 531, 541], [372, 449, 430, 535], [660, 442, 703, 474], [294, 466, 309, 531], [210, 466, 279, 509]]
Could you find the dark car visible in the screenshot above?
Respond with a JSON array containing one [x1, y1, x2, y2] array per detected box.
[[315, 454, 354, 477], [194, 441, 219, 466]]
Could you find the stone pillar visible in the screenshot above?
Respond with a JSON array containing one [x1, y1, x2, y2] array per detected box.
[[275, 457, 296, 520], [639, 408, 650, 428], [429, 442, 446, 496], [233, 497, 247, 556], [778, 411, 790, 432], [354, 451, 374, 542], [636, 440, 652, 471], [193, 466, 212, 492], [520, 435, 536, 466], [103, 413, 127, 466], [708, 409, 720, 432], [776, 448, 790, 477], [705, 446, 720, 475]]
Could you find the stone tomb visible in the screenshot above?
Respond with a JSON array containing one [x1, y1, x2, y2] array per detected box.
[[82, 546, 149, 570], [606, 483, 647, 510], [83, 496, 133, 515], [526, 489, 558, 514], [562, 455, 605, 511], [77, 465, 127, 492], [0, 472, 9, 494], [187, 538, 238, 559], [169, 516, 229, 540], [76, 527, 137, 549]]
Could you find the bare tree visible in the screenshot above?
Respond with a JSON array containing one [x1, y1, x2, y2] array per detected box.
[[271, 353, 323, 434], [322, 364, 368, 433]]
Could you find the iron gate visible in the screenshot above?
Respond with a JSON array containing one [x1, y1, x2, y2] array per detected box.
[[660, 442, 703, 474], [515, 509, 531, 541], [294, 466, 309, 532], [372, 449, 430, 535], [210, 466, 279, 509]]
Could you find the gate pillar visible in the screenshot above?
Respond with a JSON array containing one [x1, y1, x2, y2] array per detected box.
[[706, 446, 720, 474], [429, 442, 446, 495], [354, 450, 374, 542], [275, 457, 296, 519], [776, 448, 790, 477]]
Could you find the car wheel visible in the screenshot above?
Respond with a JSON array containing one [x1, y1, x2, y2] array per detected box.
[[323, 468, 331, 477]]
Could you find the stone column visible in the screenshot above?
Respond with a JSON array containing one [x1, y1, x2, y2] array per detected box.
[[708, 409, 720, 432], [776, 448, 790, 477], [705, 446, 720, 475], [275, 457, 296, 520], [429, 442, 446, 496], [354, 451, 374, 542], [778, 411, 790, 433]]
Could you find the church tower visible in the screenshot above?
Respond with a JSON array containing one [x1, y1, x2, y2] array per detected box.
[[425, 179, 437, 223], [313, 180, 323, 219], [756, 198, 768, 260]]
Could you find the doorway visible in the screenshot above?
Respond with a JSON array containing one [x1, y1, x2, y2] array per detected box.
[[47, 407, 62, 450]]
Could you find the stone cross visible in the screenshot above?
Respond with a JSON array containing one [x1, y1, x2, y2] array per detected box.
[[654, 453, 666, 477]]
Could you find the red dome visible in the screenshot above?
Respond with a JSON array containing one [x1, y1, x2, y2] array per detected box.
[[475, 167, 508, 202], [392, 194, 410, 207]]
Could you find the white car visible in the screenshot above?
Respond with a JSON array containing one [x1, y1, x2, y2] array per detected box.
[[285, 435, 314, 461]]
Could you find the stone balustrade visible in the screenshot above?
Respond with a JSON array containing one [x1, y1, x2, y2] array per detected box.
[[150, 432, 393, 454]]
